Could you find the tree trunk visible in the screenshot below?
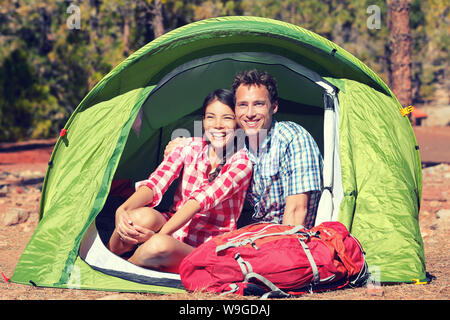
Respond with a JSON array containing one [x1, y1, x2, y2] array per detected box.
[[290, 2, 297, 24], [151, 0, 165, 38], [123, 16, 130, 56], [387, 0, 412, 117]]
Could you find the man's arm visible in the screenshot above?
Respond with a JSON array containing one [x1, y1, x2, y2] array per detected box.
[[280, 125, 322, 227], [164, 137, 188, 157], [282, 192, 310, 226]]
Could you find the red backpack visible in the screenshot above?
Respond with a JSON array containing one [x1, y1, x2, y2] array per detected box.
[[179, 221, 368, 298]]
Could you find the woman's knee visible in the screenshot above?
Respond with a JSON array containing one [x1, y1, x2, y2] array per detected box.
[[128, 207, 165, 231], [131, 235, 174, 265], [145, 234, 174, 257], [129, 234, 193, 271]]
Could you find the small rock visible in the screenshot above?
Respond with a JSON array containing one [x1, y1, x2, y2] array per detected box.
[[0, 171, 10, 179], [0, 240, 8, 249], [436, 209, 450, 230], [437, 209, 450, 219], [366, 283, 385, 297], [21, 224, 33, 233], [2, 208, 30, 226], [15, 186, 24, 194], [0, 186, 8, 197]]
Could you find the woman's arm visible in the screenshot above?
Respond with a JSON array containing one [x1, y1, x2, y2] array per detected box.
[[158, 155, 252, 236], [158, 199, 201, 235], [119, 185, 155, 212], [189, 156, 253, 212], [116, 142, 189, 242], [136, 143, 187, 207]]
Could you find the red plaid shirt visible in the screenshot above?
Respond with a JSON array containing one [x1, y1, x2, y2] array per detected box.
[[135, 138, 252, 247]]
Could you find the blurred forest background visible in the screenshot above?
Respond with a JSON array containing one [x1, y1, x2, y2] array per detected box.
[[0, 0, 448, 141]]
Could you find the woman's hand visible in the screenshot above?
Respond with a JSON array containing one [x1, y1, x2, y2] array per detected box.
[[133, 224, 156, 243], [164, 137, 188, 157], [114, 186, 156, 244], [115, 207, 140, 244]]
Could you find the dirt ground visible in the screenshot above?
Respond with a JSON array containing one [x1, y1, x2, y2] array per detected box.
[[0, 127, 449, 301]]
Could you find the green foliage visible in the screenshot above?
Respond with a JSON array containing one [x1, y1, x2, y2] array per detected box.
[[0, 48, 59, 141], [0, 0, 447, 141]]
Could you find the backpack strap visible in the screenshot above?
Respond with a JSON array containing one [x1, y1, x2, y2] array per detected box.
[[216, 224, 307, 253], [219, 283, 240, 296], [234, 253, 291, 299], [298, 238, 320, 285], [234, 253, 254, 276]]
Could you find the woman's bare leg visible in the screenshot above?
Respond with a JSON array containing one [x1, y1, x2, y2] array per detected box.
[[107, 207, 166, 256], [128, 234, 194, 273]]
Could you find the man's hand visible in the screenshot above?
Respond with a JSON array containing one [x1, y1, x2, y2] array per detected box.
[[164, 137, 188, 157]]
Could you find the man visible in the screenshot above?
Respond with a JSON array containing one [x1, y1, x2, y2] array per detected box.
[[167, 70, 323, 228], [231, 70, 323, 228]]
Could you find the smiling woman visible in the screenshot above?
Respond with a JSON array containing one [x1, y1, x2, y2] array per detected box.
[[202, 89, 236, 153], [105, 88, 252, 273]]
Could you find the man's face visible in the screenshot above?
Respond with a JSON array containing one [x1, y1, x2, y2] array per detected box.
[[234, 84, 278, 137]]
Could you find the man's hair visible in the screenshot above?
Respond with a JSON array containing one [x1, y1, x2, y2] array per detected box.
[[231, 69, 278, 104]]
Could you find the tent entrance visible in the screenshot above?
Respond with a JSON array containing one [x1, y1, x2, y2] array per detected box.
[[82, 52, 343, 283]]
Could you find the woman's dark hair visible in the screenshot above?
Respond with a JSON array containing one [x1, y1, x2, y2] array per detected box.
[[201, 88, 235, 117], [201, 88, 235, 183]]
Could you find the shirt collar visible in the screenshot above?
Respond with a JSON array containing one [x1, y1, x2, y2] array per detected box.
[[204, 139, 237, 165], [245, 120, 277, 160]]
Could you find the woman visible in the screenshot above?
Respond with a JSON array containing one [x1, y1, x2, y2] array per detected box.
[[107, 89, 252, 273]]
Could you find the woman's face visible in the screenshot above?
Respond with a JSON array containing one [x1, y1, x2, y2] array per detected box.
[[203, 99, 236, 150]]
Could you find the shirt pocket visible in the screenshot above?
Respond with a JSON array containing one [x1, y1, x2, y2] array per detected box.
[[263, 141, 281, 176], [259, 159, 280, 194]]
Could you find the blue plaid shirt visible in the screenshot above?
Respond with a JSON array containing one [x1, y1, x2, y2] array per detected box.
[[245, 120, 323, 228]]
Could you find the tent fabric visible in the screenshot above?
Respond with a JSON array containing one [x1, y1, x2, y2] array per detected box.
[[337, 79, 424, 282], [11, 16, 426, 293]]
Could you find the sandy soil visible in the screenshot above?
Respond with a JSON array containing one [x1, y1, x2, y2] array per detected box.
[[0, 128, 449, 301]]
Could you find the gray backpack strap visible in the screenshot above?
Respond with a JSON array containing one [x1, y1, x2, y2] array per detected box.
[[216, 224, 307, 253], [298, 238, 320, 285], [219, 283, 240, 296], [234, 253, 253, 276], [234, 253, 291, 299]]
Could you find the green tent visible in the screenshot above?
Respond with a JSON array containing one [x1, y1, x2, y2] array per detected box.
[[11, 16, 426, 293]]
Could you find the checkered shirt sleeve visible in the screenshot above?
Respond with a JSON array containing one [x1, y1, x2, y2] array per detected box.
[[246, 121, 323, 228], [280, 128, 323, 197], [135, 139, 253, 247], [135, 144, 191, 207], [180, 150, 252, 247], [189, 153, 253, 212]]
